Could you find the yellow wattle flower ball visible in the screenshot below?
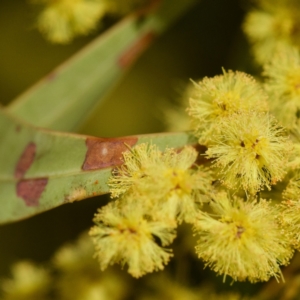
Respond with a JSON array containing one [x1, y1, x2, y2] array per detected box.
[[194, 192, 293, 283], [263, 45, 300, 128], [89, 199, 176, 278], [35, 0, 106, 43], [53, 233, 128, 300], [188, 70, 268, 145], [205, 111, 291, 193], [108, 143, 214, 223], [243, 0, 300, 65], [1, 261, 51, 299]]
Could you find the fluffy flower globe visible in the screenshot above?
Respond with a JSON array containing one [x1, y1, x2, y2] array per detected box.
[[53, 233, 127, 300], [263, 45, 300, 128], [34, 0, 106, 43], [108, 143, 214, 223], [33, 0, 153, 43], [53, 232, 96, 272], [193, 192, 293, 283], [1, 261, 51, 300], [188, 70, 268, 145], [89, 199, 176, 278], [205, 111, 291, 193], [243, 0, 300, 64]]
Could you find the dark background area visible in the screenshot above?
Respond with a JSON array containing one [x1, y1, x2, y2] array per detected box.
[[0, 0, 251, 284]]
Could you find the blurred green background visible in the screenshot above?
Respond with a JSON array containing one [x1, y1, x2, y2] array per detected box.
[[0, 0, 248, 281]]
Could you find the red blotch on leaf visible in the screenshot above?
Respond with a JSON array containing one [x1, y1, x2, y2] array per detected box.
[[16, 178, 48, 206], [82, 137, 138, 170], [15, 142, 36, 179]]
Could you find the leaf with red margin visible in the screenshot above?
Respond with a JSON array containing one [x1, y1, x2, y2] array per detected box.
[[0, 109, 197, 224]]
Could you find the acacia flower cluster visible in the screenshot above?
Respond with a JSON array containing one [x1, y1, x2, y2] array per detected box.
[[263, 45, 300, 128], [33, 0, 106, 44], [33, 0, 151, 43], [205, 111, 291, 193], [90, 199, 176, 278], [188, 70, 291, 194], [243, 0, 300, 64], [53, 233, 127, 300], [194, 192, 293, 282], [108, 144, 213, 223], [90, 144, 214, 277], [188, 70, 268, 145], [89, 63, 300, 282], [89, 6, 300, 281], [1, 261, 51, 300], [9, 0, 300, 296]]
